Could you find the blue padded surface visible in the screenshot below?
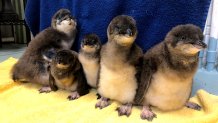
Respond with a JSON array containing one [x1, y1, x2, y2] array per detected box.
[[25, 0, 211, 52]]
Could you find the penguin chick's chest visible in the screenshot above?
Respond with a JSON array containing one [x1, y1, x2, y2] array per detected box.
[[144, 70, 192, 111], [98, 63, 137, 103], [78, 54, 99, 88], [52, 70, 77, 91]]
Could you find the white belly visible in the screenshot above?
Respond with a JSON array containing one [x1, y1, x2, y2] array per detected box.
[[79, 54, 99, 88], [98, 63, 137, 103], [144, 70, 192, 111]]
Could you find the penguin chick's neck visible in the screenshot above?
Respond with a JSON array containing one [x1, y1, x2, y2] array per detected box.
[[102, 40, 134, 66], [163, 43, 198, 72], [59, 29, 76, 39], [109, 38, 133, 50], [80, 48, 100, 59]]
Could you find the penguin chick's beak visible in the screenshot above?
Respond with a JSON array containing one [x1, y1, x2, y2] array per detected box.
[[118, 26, 133, 36], [126, 28, 133, 36], [193, 40, 207, 49]]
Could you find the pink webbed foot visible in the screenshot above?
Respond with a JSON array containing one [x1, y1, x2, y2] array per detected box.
[[186, 102, 201, 111], [116, 103, 133, 117], [140, 106, 157, 121], [67, 91, 80, 100], [95, 97, 110, 109], [39, 86, 52, 93]]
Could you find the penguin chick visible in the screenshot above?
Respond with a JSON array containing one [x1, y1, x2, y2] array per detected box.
[[134, 24, 207, 121], [51, 8, 77, 49], [96, 15, 143, 117], [42, 9, 77, 62], [78, 34, 101, 88], [40, 50, 90, 100], [11, 9, 77, 91]]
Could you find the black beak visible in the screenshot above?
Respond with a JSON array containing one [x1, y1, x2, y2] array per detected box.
[[126, 28, 133, 36], [69, 15, 76, 21], [55, 57, 62, 64], [195, 40, 207, 49], [118, 26, 133, 36], [83, 40, 95, 46], [57, 59, 62, 64]]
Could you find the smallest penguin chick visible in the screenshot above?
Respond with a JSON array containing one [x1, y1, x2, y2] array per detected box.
[[40, 50, 90, 100], [78, 34, 101, 88]]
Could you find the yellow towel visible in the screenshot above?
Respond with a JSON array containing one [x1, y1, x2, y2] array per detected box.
[[0, 57, 218, 123]]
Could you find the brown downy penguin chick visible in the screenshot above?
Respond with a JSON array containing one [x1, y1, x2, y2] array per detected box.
[[51, 9, 77, 49], [41, 50, 90, 100], [11, 9, 77, 92], [96, 15, 143, 117], [78, 34, 101, 88], [134, 24, 207, 121]]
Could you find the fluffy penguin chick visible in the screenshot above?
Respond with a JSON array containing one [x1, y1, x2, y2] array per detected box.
[[40, 50, 90, 100], [96, 15, 143, 117], [78, 34, 101, 88], [51, 9, 77, 48], [11, 9, 77, 91], [134, 24, 207, 121]]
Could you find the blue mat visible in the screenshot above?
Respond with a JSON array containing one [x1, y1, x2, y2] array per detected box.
[[25, 0, 211, 52]]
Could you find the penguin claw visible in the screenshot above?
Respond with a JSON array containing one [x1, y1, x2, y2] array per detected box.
[[38, 86, 52, 93], [116, 103, 132, 117], [95, 97, 110, 109], [140, 106, 157, 121], [67, 91, 80, 100]]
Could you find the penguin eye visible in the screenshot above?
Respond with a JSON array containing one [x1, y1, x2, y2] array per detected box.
[[114, 26, 119, 31], [92, 40, 96, 43], [180, 36, 186, 40]]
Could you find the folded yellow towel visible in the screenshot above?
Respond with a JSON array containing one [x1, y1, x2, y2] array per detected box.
[[0, 57, 218, 123]]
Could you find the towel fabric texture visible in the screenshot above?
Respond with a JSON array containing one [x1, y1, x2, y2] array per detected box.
[[0, 57, 218, 123], [25, 0, 211, 52]]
